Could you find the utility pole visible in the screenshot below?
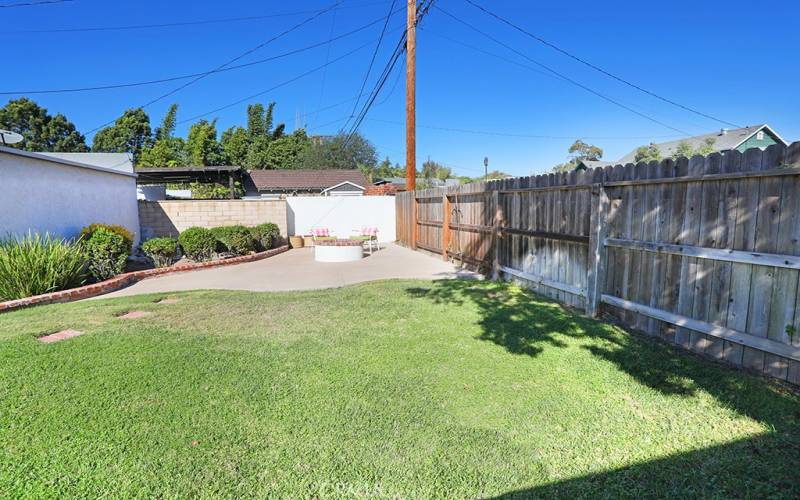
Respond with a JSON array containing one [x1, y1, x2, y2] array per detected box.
[[484, 156, 489, 182], [405, 0, 416, 192]]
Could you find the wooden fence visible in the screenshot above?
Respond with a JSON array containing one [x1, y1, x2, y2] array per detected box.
[[396, 142, 800, 385]]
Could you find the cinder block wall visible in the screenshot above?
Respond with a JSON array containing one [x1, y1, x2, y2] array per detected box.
[[138, 200, 287, 240]]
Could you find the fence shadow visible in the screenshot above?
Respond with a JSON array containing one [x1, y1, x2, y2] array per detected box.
[[405, 279, 799, 420], [406, 279, 800, 496]]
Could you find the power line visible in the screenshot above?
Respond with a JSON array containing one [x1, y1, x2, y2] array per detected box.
[[0, 0, 72, 8], [174, 39, 379, 126], [0, 2, 384, 34], [2, 9, 399, 96], [461, 0, 741, 129], [366, 117, 683, 140], [343, 0, 435, 145], [342, 0, 397, 132], [309, 3, 340, 129], [435, 5, 692, 136]]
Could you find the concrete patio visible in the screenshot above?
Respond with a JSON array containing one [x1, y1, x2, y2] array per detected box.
[[99, 243, 478, 298]]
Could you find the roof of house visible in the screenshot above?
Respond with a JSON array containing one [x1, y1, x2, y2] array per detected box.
[[246, 169, 369, 191], [39, 152, 134, 173], [576, 160, 614, 169], [0, 146, 137, 178], [617, 124, 787, 164]]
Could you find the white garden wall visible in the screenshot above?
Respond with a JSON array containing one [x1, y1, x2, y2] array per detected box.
[[0, 148, 140, 244], [287, 196, 396, 242]]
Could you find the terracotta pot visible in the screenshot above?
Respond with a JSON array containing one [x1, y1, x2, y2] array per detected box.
[[288, 236, 304, 248]]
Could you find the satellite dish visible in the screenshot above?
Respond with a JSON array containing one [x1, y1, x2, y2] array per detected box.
[[0, 129, 23, 145]]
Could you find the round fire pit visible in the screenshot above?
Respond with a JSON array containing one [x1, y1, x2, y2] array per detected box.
[[314, 239, 364, 263]]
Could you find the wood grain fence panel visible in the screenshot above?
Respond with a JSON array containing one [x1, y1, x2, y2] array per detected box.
[[395, 142, 800, 386]]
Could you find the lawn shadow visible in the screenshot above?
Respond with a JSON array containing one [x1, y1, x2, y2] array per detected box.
[[405, 279, 800, 428], [490, 434, 799, 498]]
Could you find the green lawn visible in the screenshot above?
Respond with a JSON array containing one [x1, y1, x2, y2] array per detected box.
[[1, 280, 798, 498]]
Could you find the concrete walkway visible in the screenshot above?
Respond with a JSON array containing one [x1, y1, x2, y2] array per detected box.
[[100, 244, 478, 298]]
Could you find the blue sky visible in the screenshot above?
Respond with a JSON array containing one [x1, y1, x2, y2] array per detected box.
[[2, 0, 798, 177]]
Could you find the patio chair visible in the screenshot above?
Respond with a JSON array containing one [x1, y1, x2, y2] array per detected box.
[[350, 227, 379, 255], [311, 227, 336, 242]]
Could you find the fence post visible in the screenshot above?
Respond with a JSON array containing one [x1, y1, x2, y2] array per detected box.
[[492, 188, 502, 280], [411, 194, 418, 250], [586, 181, 609, 317], [442, 192, 451, 261]]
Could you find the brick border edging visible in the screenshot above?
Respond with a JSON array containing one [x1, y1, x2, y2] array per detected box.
[[0, 245, 290, 313]]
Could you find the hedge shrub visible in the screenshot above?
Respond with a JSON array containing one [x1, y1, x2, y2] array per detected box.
[[178, 227, 217, 262], [141, 237, 179, 268], [82, 227, 129, 281], [80, 223, 134, 252], [210, 225, 254, 256], [250, 222, 280, 251], [0, 233, 87, 300]]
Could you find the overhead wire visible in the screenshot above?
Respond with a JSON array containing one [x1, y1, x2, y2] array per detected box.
[[434, 5, 692, 136], [343, 0, 435, 145], [0, 2, 385, 34], [342, 0, 397, 133], [461, 0, 741, 128], [0, 0, 72, 8], [85, 1, 343, 134]]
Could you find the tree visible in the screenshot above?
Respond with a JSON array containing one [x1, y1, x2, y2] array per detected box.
[[0, 98, 88, 152], [186, 119, 224, 166], [552, 139, 603, 172], [139, 105, 186, 167], [673, 140, 694, 160], [294, 132, 377, 170], [421, 159, 451, 180], [221, 126, 250, 167], [263, 129, 310, 169], [634, 143, 662, 163], [92, 108, 152, 162], [154, 104, 177, 141], [247, 103, 266, 139]]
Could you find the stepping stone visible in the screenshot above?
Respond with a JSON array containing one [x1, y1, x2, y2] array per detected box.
[[117, 310, 152, 319], [156, 298, 181, 304], [38, 329, 83, 344]]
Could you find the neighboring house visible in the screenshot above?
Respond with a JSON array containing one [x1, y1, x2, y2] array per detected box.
[[572, 124, 789, 171], [244, 169, 369, 197], [0, 147, 140, 243], [616, 124, 788, 165]]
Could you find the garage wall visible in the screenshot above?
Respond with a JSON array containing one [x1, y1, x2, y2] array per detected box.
[[0, 149, 140, 244], [287, 196, 396, 242]]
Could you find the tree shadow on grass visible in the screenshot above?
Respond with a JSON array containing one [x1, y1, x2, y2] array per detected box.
[[405, 279, 800, 424], [406, 279, 800, 497]]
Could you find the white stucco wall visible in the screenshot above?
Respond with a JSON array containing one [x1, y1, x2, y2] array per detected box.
[[0, 149, 140, 244], [287, 196, 396, 242]]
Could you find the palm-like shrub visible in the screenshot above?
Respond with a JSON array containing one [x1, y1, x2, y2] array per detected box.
[[0, 233, 87, 300], [141, 237, 179, 268], [179, 227, 217, 262]]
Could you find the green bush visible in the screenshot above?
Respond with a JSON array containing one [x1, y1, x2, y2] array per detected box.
[[250, 223, 280, 251], [0, 233, 87, 300], [80, 223, 134, 252], [82, 227, 129, 281], [210, 225, 254, 256], [141, 237, 179, 268], [179, 227, 217, 262]]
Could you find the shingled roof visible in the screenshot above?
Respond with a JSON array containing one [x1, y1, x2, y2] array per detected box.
[[245, 169, 368, 192], [617, 124, 787, 164]]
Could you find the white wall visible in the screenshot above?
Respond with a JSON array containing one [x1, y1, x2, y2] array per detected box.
[[0, 150, 140, 244], [287, 196, 396, 242]]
